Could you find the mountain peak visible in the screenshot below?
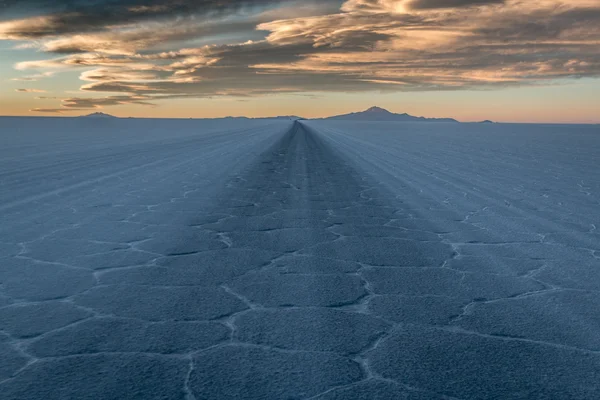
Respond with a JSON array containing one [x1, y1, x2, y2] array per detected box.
[[364, 106, 391, 113], [321, 107, 459, 122], [81, 112, 117, 118]]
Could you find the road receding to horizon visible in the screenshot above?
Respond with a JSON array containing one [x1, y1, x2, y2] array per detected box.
[[1, 117, 599, 399]]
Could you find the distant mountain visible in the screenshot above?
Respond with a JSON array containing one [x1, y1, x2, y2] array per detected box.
[[479, 120, 495, 124], [319, 106, 458, 123], [263, 116, 303, 121], [80, 112, 117, 118], [222, 115, 303, 121]]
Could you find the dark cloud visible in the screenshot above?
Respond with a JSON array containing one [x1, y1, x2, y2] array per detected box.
[[0, 1, 87, 20], [408, 0, 505, 10], [15, 88, 46, 92], [39, 19, 260, 54], [474, 7, 600, 41], [29, 93, 155, 112], [0, 0, 330, 38], [30, 107, 94, 113], [62, 94, 155, 108]]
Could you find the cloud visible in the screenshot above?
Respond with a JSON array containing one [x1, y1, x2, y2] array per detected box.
[[62, 95, 156, 108], [33, 18, 261, 55], [10, 72, 54, 81], [407, 0, 505, 10], [15, 88, 46, 92], [3, 0, 600, 112], [30, 93, 157, 112], [80, 68, 161, 82], [30, 108, 89, 113], [0, 0, 310, 39], [248, 0, 600, 85], [15, 53, 159, 71]]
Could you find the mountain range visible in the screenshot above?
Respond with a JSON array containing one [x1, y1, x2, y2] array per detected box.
[[79, 107, 459, 122]]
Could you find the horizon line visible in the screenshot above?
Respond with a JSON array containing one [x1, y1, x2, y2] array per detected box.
[[1, 114, 598, 125]]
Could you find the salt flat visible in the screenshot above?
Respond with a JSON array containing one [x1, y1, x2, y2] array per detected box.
[[1, 117, 599, 399]]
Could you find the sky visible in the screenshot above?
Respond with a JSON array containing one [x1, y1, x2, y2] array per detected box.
[[1, 0, 599, 123]]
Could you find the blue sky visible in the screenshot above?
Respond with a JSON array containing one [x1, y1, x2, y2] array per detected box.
[[1, 0, 599, 122]]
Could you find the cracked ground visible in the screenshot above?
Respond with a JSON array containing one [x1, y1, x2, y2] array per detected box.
[[1, 117, 599, 399]]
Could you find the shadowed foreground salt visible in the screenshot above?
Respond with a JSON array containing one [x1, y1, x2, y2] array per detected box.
[[1, 117, 599, 399]]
